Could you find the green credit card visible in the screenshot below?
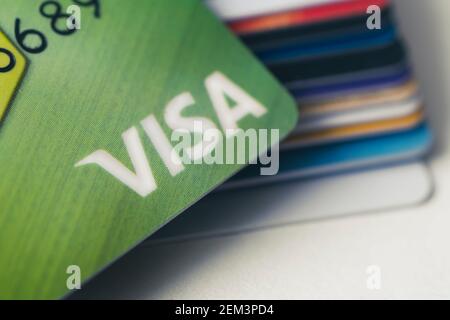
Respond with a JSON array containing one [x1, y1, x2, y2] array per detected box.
[[0, 0, 297, 299]]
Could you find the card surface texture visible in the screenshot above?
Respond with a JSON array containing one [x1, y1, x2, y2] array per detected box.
[[257, 26, 397, 63], [208, 0, 342, 21], [241, 7, 394, 50], [227, 0, 389, 34], [294, 95, 422, 133], [298, 80, 418, 115], [227, 124, 432, 188], [284, 110, 424, 148], [291, 65, 411, 100]]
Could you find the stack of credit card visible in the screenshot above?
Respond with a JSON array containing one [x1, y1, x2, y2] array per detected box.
[[208, 0, 433, 188]]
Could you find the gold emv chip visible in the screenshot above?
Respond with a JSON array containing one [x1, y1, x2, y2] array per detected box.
[[0, 29, 26, 121]]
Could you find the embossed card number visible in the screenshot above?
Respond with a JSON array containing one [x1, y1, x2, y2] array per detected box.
[[0, 0, 100, 122]]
